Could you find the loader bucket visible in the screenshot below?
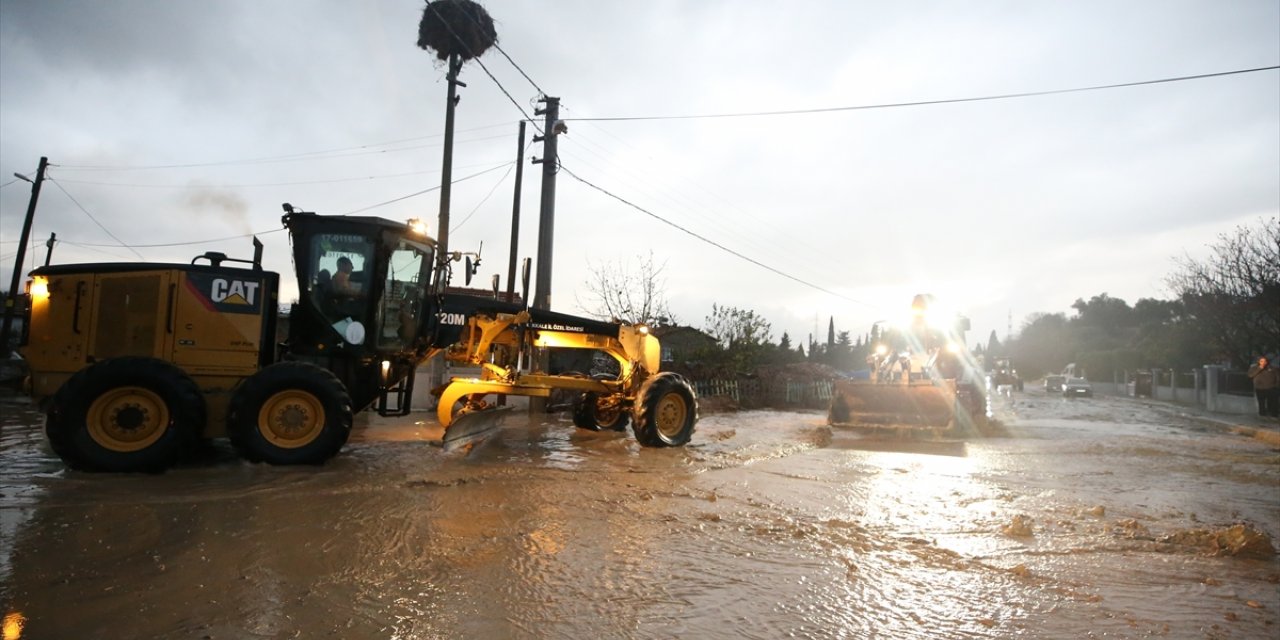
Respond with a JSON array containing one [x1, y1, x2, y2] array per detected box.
[[828, 380, 958, 429]]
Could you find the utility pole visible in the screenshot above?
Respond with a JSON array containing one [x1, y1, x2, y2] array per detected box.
[[436, 53, 465, 269], [506, 120, 526, 303], [2, 156, 48, 354], [531, 96, 561, 311], [427, 54, 465, 408]]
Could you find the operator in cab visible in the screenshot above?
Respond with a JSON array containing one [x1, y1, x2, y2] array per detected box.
[[332, 256, 362, 296]]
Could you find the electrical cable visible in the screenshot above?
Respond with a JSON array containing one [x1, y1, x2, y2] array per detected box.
[[561, 165, 875, 309], [69, 227, 287, 249], [340, 162, 511, 215], [559, 121, 835, 285], [0, 179, 20, 190], [449, 159, 518, 234], [453, 5, 546, 98], [46, 178, 144, 260], [51, 160, 508, 189], [565, 65, 1280, 123], [423, 2, 543, 132], [54, 124, 513, 171]]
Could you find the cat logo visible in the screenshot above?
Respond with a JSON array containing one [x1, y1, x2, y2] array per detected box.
[[439, 312, 467, 326], [211, 279, 259, 306]]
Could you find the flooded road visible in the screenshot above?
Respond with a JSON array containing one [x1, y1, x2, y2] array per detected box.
[[2, 389, 1278, 639]]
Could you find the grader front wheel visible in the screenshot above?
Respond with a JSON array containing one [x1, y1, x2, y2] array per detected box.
[[227, 362, 352, 465], [632, 373, 697, 447]]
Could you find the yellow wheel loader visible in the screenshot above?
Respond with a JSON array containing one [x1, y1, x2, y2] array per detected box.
[[18, 206, 696, 472], [828, 295, 987, 437]]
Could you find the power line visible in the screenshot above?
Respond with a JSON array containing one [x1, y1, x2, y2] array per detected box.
[[341, 162, 512, 215], [51, 161, 508, 189], [449, 158, 519, 234], [561, 114, 837, 285], [565, 65, 1280, 123], [0, 179, 19, 190], [54, 124, 513, 171], [423, 1, 542, 131], [69, 227, 287, 249], [450, 3, 546, 98], [46, 178, 144, 260], [561, 165, 874, 309]]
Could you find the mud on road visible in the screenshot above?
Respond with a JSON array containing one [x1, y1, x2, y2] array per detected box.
[[2, 390, 1278, 639]]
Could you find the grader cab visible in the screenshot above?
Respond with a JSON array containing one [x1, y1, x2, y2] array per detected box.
[[19, 206, 697, 472]]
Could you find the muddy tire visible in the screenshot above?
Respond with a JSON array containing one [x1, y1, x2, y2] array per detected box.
[[227, 361, 352, 465], [632, 372, 697, 447], [45, 357, 204, 473], [572, 392, 630, 432]]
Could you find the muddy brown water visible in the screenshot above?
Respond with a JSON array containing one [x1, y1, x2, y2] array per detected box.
[[2, 390, 1278, 639]]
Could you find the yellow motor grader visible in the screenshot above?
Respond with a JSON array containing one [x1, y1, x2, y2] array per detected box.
[[828, 294, 986, 436], [18, 206, 697, 472]]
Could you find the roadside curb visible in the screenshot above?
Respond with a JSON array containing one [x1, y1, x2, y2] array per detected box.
[[1106, 393, 1280, 446]]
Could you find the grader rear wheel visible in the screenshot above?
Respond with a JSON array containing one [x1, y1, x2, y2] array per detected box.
[[572, 392, 630, 432], [45, 357, 204, 473]]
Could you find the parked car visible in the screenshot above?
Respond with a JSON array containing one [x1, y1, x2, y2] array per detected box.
[[1063, 377, 1093, 398], [1044, 375, 1066, 392]]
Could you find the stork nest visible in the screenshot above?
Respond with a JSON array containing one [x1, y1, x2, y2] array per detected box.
[[417, 0, 497, 61]]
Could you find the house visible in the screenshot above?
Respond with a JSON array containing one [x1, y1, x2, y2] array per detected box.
[[652, 325, 718, 365]]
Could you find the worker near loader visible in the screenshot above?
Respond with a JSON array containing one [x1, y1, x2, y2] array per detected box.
[[1247, 355, 1279, 419]]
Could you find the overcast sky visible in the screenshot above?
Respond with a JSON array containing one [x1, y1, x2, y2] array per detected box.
[[2, 0, 1277, 349]]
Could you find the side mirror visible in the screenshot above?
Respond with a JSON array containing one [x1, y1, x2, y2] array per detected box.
[[491, 274, 500, 299], [464, 256, 473, 286]]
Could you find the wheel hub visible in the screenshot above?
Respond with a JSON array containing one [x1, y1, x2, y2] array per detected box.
[[259, 391, 325, 448], [87, 387, 170, 452], [655, 393, 688, 438]]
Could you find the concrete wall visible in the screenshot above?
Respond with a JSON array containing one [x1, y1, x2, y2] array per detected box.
[[1097, 367, 1258, 417]]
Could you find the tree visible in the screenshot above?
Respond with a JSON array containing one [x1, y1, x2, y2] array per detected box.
[[577, 251, 675, 326], [704, 304, 772, 349], [703, 304, 774, 370], [1009, 312, 1071, 377], [1071, 293, 1135, 331], [1167, 216, 1280, 367]]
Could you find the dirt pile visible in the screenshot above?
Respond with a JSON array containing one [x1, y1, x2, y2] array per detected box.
[[1159, 523, 1276, 558]]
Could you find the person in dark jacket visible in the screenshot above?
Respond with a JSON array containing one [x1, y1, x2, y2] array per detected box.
[[1247, 355, 1279, 419]]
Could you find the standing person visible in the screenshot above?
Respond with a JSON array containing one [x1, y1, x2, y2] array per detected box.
[[1247, 355, 1279, 419]]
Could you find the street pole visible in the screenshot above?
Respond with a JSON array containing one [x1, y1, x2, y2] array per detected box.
[[436, 53, 464, 272], [430, 54, 464, 406], [529, 98, 560, 414], [532, 97, 560, 311], [506, 120, 526, 304], [2, 156, 48, 354]]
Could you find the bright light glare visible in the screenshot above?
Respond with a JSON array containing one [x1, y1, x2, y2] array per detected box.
[[875, 344, 888, 356], [407, 218, 428, 236], [3, 612, 25, 640], [27, 277, 48, 300]]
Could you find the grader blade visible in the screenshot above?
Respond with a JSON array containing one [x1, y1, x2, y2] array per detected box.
[[442, 406, 513, 452]]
